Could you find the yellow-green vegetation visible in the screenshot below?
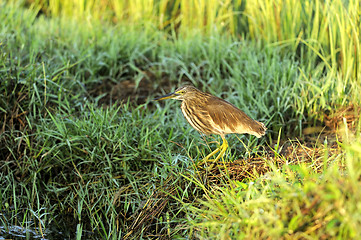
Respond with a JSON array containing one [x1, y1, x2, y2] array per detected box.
[[1, 0, 360, 239]]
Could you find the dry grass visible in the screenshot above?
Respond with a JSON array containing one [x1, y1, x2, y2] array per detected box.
[[200, 136, 341, 185], [123, 177, 176, 240], [324, 104, 361, 131]]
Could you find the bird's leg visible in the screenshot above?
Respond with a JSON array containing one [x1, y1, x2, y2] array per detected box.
[[202, 147, 221, 161], [213, 135, 228, 162], [197, 135, 228, 167], [196, 141, 221, 167]]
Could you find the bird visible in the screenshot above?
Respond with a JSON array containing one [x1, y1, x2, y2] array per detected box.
[[154, 85, 266, 165]]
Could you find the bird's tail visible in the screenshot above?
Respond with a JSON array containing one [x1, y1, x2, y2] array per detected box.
[[252, 121, 267, 138]]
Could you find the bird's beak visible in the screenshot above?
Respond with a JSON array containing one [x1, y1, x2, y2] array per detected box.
[[154, 92, 179, 101]]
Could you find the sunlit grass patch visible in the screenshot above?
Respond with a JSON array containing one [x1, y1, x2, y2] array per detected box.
[[186, 135, 361, 239]]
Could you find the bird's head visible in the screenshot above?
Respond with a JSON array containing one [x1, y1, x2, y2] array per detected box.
[[154, 85, 200, 101]]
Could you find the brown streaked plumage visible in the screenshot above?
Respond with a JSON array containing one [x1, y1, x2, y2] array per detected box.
[[154, 85, 266, 164]]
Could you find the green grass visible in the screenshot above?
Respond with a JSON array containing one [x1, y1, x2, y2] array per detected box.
[[185, 135, 360, 238], [1, 0, 361, 239]]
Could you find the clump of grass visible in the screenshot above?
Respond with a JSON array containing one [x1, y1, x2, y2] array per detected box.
[[186, 133, 361, 239]]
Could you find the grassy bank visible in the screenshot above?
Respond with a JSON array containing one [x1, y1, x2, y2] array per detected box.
[[1, 0, 361, 239]]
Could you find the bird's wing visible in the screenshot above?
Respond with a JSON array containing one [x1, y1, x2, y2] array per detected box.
[[204, 96, 258, 134]]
